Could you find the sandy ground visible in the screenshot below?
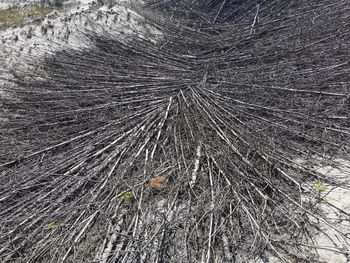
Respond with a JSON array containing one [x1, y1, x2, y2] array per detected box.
[[312, 160, 350, 263], [0, 0, 157, 70]]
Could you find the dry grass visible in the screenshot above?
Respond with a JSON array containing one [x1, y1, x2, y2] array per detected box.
[[0, 5, 56, 31]]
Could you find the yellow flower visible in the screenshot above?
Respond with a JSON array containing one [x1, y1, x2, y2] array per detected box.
[[323, 197, 329, 204], [315, 182, 328, 191], [47, 222, 55, 230], [118, 191, 133, 202], [263, 194, 270, 201]]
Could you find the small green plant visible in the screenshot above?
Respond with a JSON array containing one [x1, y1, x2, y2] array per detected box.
[[26, 26, 34, 38], [106, 0, 116, 9], [47, 21, 54, 29], [50, 0, 70, 8], [41, 24, 48, 35]]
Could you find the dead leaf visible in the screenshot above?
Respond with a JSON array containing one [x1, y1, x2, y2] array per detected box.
[[147, 175, 166, 189]]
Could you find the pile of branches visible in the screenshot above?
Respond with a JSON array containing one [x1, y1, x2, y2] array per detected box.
[[1, 0, 350, 262]]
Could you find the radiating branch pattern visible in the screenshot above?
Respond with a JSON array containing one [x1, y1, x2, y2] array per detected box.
[[0, 0, 349, 262]]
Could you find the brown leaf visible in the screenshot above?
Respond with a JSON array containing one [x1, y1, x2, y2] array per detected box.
[[147, 175, 166, 189]]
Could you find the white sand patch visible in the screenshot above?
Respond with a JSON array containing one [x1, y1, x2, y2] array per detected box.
[[311, 160, 350, 263], [0, 0, 158, 72]]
